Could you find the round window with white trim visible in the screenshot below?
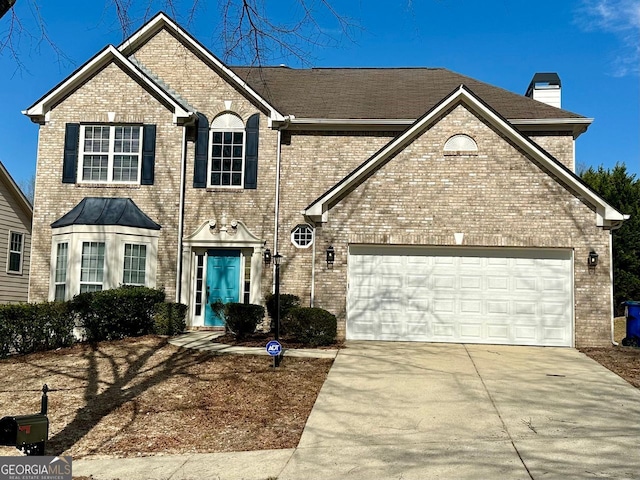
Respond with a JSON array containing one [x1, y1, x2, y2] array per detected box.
[[291, 224, 314, 248]]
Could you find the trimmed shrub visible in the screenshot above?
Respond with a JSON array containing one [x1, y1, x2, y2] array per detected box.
[[154, 302, 188, 336], [282, 307, 337, 347], [0, 302, 75, 357], [38, 301, 76, 350], [265, 293, 300, 332], [71, 286, 166, 342], [223, 303, 265, 339]]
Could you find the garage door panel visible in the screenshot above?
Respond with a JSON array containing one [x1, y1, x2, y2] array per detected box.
[[487, 301, 509, 315], [515, 277, 537, 291], [432, 275, 456, 290], [405, 320, 429, 337], [460, 323, 483, 339], [433, 299, 456, 314], [347, 247, 573, 346], [381, 275, 403, 288], [432, 322, 456, 338], [460, 275, 482, 290], [542, 277, 566, 292], [406, 274, 428, 287], [514, 325, 538, 342], [460, 300, 482, 313], [514, 302, 536, 315], [542, 302, 567, 316], [487, 324, 510, 342], [487, 276, 509, 291]]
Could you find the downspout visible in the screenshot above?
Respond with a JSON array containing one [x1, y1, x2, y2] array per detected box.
[[273, 129, 282, 293], [310, 224, 316, 307], [175, 126, 188, 303], [610, 229, 618, 345], [609, 219, 626, 345], [28, 127, 41, 303], [272, 116, 291, 292]]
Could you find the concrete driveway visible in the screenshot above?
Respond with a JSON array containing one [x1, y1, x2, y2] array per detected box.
[[280, 342, 640, 480]]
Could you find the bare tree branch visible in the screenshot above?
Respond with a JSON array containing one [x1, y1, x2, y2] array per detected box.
[[1, 0, 357, 69], [1, 0, 74, 73]]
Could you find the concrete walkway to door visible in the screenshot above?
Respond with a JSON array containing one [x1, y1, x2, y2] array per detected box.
[[279, 342, 640, 480]]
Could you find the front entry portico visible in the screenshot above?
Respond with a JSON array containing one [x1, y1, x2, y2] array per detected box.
[[182, 219, 267, 328]]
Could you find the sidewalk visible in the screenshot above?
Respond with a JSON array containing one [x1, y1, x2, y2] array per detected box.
[[74, 449, 295, 480]]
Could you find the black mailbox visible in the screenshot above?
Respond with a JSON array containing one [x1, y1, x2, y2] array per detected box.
[[0, 414, 48, 455], [0, 385, 49, 455]]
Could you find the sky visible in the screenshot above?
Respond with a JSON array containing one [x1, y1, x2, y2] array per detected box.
[[0, 0, 638, 191]]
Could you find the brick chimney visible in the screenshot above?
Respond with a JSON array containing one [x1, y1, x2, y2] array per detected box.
[[525, 73, 561, 108]]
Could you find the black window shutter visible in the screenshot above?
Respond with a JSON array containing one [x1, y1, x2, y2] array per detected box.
[[244, 113, 259, 189], [194, 113, 209, 188], [62, 123, 80, 184], [141, 124, 156, 185]]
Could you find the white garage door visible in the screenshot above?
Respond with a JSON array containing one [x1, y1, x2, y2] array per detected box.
[[347, 246, 573, 346]]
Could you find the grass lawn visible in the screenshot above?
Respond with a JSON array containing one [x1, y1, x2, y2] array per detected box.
[[0, 336, 332, 459]]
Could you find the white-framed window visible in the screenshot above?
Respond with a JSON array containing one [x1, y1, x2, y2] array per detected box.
[[7, 231, 24, 274], [80, 241, 105, 293], [291, 224, 314, 248], [50, 226, 158, 301], [54, 242, 68, 301], [209, 113, 245, 187], [123, 244, 147, 285], [79, 125, 143, 183]]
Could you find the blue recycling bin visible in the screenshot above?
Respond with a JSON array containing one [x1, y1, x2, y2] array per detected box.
[[622, 301, 640, 347]]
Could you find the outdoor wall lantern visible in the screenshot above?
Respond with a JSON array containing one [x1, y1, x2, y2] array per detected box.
[[264, 248, 272, 265], [588, 251, 599, 268], [326, 246, 335, 267]]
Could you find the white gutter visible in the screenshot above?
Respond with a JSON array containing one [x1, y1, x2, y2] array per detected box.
[[280, 116, 593, 133], [175, 127, 188, 302], [509, 118, 593, 126]]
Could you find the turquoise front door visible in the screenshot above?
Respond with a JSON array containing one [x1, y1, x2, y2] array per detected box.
[[205, 250, 241, 326]]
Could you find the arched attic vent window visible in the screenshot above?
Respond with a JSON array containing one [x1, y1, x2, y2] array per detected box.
[[444, 134, 478, 153], [211, 112, 245, 129]]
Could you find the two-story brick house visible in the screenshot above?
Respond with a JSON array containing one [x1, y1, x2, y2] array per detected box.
[[25, 12, 626, 347]]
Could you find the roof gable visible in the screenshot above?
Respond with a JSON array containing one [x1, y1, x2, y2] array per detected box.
[[303, 85, 626, 229], [23, 45, 193, 124], [118, 12, 285, 125], [0, 162, 32, 220]]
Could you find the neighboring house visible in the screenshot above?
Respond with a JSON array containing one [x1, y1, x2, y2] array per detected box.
[[0, 161, 32, 303], [24, 13, 627, 347]]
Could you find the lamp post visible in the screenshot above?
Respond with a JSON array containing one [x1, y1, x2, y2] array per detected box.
[[273, 253, 282, 367]]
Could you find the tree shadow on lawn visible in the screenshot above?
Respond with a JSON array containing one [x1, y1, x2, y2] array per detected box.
[[17, 337, 215, 456]]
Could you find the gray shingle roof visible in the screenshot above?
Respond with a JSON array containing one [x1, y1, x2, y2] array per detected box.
[[51, 197, 161, 230], [229, 67, 584, 120]]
